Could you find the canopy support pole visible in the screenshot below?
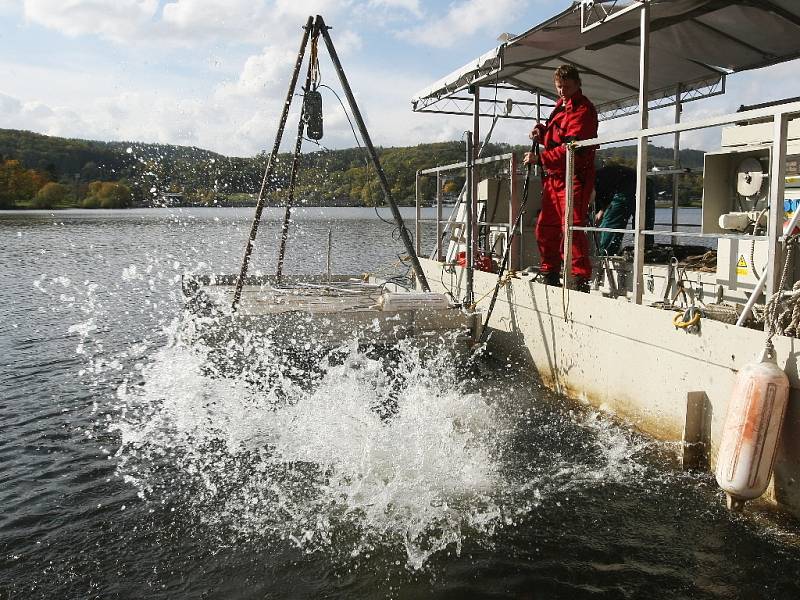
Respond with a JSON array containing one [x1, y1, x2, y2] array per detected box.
[[465, 130, 475, 306], [317, 15, 430, 292], [671, 83, 682, 245], [632, 1, 651, 305], [765, 113, 789, 306], [232, 16, 314, 311], [469, 85, 481, 301]]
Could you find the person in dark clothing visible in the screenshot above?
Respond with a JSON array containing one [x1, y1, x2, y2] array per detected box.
[[593, 163, 655, 256]]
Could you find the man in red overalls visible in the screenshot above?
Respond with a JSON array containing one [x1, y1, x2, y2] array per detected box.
[[525, 65, 598, 291]]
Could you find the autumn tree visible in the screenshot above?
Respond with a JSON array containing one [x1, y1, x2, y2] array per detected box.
[[32, 182, 69, 209], [82, 181, 133, 208], [0, 159, 48, 207]]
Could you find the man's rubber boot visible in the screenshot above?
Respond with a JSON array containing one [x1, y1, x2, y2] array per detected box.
[[570, 277, 590, 293], [542, 271, 561, 287]]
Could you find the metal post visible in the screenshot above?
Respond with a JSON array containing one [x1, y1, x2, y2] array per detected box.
[[535, 92, 542, 178], [317, 15, 430, 291], [632, 1, 651, 305], [465, 130, 474, 306], [671, 84, 682, 244], [415, 170, 422, 256], [232, 16, 313, 310], [436, 172, 443, 261], [766, 112, 790, 304], [326, 228, 332, 281], [471, 85, 481, 263], [563, 145, 575, 290], [276, 31, 317, 282], [509, 153, 521, 271]]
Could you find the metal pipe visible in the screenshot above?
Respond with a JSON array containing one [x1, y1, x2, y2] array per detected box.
[[326, 228, 332, 281], [316, 15, 430, 291], [276, 30, 318, 282], [415, 170, 423, 256], [572, 101, 800, 149], [632, 1, 651, 305], [418, 153, 515, 175], [509, 153, 520, 271], [535, 91, 542, 178], [232, 16, 313, 310], [765, 113, 790, 305], [465, 130, 474, 305], [436, 172, 443, 261], [471, 85, 481, 266], [671, 83, 682, 245], [563, 144, 575, 291]]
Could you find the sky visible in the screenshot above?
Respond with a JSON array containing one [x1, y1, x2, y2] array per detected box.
[[1, 0, 798, 157]]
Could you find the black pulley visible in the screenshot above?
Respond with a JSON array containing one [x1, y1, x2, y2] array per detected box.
[[303, 90, 323, 140]]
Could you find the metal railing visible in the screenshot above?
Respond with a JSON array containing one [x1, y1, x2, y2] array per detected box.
[[412, 98, 800, 322], [565, 99, 800, 304], [415, 152, 522, 266]]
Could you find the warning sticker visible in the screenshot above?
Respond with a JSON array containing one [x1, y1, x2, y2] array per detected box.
[[736, 255, 748, 277]]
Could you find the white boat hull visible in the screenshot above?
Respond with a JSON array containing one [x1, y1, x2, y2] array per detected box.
[[419, 258, 800, 518]]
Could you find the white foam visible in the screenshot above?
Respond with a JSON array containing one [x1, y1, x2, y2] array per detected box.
[[113, 336, 505, 570]]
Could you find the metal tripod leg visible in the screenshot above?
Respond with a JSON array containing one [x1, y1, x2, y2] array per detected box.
[[232, 16, 314, 311]]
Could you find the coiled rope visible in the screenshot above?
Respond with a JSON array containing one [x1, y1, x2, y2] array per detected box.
[[765, 233, 800, 343]]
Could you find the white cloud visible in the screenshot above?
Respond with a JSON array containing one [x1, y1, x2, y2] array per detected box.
[[400, 0, 524, 48], [21, 0, 355, 47], [23, 0, 159, 42], [216, 46, 299, 99], [334, 30, 363, 54], [272, 0, 351, 20], [161, 0, 277, 44], [368, 0, 422, 18], [0, 92, 22, 116]]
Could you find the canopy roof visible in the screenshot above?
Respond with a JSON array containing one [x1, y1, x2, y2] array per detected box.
[[412, 0, 800, 118]]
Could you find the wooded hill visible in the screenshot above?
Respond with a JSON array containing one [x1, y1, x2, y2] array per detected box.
[[0, 128, 705, 209]]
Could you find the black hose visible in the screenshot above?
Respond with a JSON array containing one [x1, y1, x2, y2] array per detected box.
[[475, 141, 539, 347]]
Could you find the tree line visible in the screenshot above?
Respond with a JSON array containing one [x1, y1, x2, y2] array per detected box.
[[0, 128, 705, 209]]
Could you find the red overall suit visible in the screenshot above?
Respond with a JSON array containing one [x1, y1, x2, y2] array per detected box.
[[534, 91, 598, 280]]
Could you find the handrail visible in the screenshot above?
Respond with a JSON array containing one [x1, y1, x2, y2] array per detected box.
[[565, 98, 798, 311], [416, 98, 799, 328], [418, 152, 515, 175], [572, 101, 800, 149]]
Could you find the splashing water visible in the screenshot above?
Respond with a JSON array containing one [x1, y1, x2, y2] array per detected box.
[[112, 325, 506, 570], [28, 234, 671, 574]]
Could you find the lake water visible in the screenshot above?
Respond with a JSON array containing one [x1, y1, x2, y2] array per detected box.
[[2, 207, 799, 599]]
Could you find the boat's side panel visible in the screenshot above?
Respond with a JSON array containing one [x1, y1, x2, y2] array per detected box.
[[420, 258, 800, 517]]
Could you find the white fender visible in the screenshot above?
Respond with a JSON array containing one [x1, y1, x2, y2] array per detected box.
[[715, 345, 790, 511]]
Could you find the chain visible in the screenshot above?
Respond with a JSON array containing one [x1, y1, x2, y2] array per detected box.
[[309, 29, 321, 91]]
